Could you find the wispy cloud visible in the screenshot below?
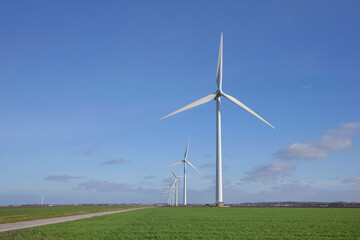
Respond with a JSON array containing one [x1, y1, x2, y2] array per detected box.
[[200, 174, 230, 186], [302, 85, 311, 89], [144, 175, 157, 179], [241, 162, 295, 183], [102, 158, 125, 165], [258, 181, 360, 202], [223, 179, 231, 186], [342, 176, 360, 185], [82, 149, 95, 156], [44, 174, 81, 182], [327, 122, 360, 136], [276, 122, 359, 160], [200, 163, 216, 168], [78, 180, 132, 192], [200, 162, 229, 169], [201, 153, 233, 159], [201, 174, 215, 180], [265, 182, 316, 197]]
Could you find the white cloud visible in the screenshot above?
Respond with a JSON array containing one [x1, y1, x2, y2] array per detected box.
[[317, 135, 352, 150], [241, 162, 295, 183], [327, 122, 360, 136], [276, 122, 359, 160], [276, 143, 329, 160]]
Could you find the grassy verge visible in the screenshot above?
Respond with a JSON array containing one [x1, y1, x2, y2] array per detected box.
[[1, 207, 359, 239], [0, 206, 136, 223]]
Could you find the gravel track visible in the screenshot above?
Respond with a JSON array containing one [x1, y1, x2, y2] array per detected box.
[[0, 207, 147, 233]]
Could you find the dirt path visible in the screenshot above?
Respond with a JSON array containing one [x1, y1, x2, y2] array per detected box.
[[0, 207, 147, 233]]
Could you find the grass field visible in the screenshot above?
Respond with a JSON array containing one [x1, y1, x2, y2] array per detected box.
[[1, 207, 360, 239], [0, 206, 135, 224]]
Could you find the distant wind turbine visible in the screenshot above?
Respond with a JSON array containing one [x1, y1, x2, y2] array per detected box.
[[161, 33, 275, 206], [169, 179, 176, 206], [169, 168, 183, 206], [41, 195, 44, 206], [163, 190, 170, 205], [164, 180, 176, 206], [165, 137, 202, 206]]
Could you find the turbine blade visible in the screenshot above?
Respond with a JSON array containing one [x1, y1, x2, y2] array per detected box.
[[170, 168, 177, 178], [186, 161, 203, 176], [216, 32, 223, 90], [171, 179, 176, 187], [164, 161, 184, 168], [161, 93, 217, 120], [222, 92, 275, 129], [184, 137, 190, 160]]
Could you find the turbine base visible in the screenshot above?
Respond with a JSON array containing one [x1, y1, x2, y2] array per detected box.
[[215, 202, 224, 207]]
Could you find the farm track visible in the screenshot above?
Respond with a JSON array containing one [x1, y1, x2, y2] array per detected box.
[[0, 207, 148, 233]]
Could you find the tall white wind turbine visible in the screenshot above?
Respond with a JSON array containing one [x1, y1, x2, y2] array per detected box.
[[165, 137, 202, 206], [161, 33, 275, 206]]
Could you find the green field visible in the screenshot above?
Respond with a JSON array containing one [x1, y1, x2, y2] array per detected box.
[[0, 206, 135, 224], [1, 207, 360, 239]]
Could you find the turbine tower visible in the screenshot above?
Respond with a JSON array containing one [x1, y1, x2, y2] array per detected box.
[[165, 137, 202, 206], [161, 33, 275, 206], [41, 195, 44, 206]]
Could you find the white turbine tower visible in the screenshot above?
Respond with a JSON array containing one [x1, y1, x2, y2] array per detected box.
[[41, 195, 44, 206], [165, 137, 202, 206], [161, 33, 275, 206]]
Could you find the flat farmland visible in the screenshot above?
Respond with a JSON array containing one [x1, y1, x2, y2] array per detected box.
[[1, 207, 359, 239], [0, 206, 135, 224]]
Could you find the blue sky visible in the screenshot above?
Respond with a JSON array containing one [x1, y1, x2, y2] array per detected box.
[[1, 0, 360, 205]]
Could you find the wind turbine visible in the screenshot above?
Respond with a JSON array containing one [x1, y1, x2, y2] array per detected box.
[[161, 33, 275, 206], [165, 137, 202, 206], [41, 195, 44, 206], [163, 180, 175, 206], [163, 190, 170, 205], [169, 168, 183, 206], [169, 179, 176, 206]]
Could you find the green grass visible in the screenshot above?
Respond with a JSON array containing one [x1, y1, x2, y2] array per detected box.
[[0, 206, 135, 223], [1, 207, 360, 239]]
